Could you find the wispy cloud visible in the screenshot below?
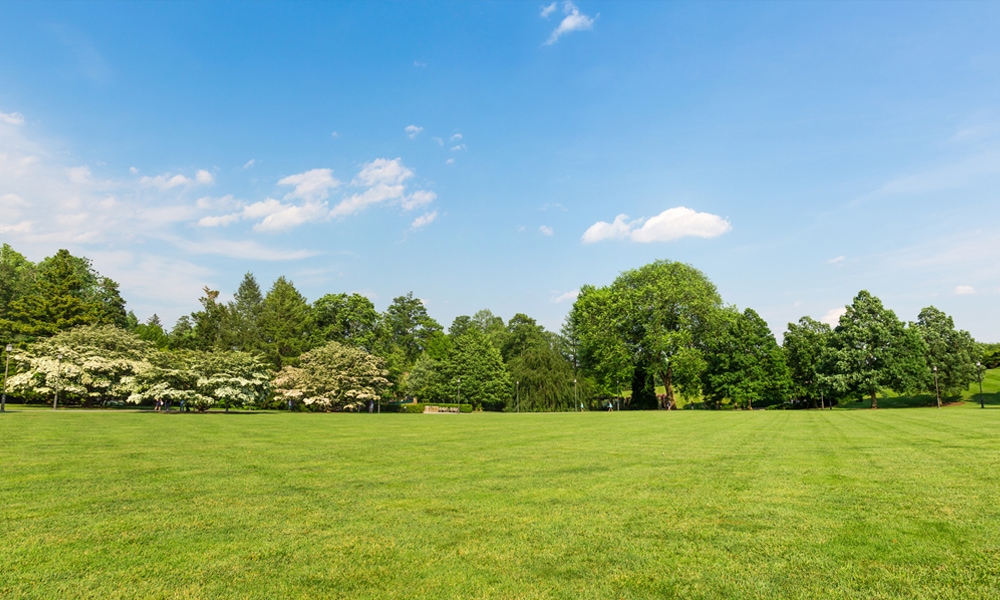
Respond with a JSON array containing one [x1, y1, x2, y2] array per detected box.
[[278, 168, 340, 202], [451, 144, 466, 152], [540, 2, 557, 18], [539, 225, 554, 236], [0, 111, 25, 126], [582, 207, 731, 243], [405, 125, 424, 139], [820, 307, 846, 326], [545, 1, 597, 45], [242, 159, 256, 170], [551, 289, 579, 303], [955, 285, 976, 295], [411, 211, 438, 229], [827, 255, 845, 265], [450, 133, 463, 142]]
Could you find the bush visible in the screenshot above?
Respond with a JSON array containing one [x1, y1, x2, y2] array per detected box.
[[398, 403, 473, 414]]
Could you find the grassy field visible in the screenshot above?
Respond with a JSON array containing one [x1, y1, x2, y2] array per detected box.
[[3, 406, 1000, 598]]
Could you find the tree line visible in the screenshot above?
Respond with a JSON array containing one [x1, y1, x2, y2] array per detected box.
[[0, 244, 990, 411]]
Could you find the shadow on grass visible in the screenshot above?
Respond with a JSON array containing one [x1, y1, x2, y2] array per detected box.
[[835, 393, 962, 410]]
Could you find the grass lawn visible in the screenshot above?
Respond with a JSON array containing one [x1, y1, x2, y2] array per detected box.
[[3, 406, 1000, 598]]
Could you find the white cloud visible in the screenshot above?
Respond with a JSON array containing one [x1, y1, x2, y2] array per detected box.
[[451, 144, 466, 152], [411, 211, 438, 229], [445, 158, 455, 165], [432, 137, 444, 146], [138, 170, 212, 191], [68, 166, 92, 185], [195, 169, 214, 185], [539, 225, 554, 236], [545, 1, 597, 45], [450, 133, 463, 142], [582, 207, 731, 244], [582, 214, 633, 243], [405, 125, 424, 139], [331, 131, 339, 138], [551, 289, 579, 303], [820, 307, 847, 326], [129, 166, 139, 174], [331, 184, 405, 218], [413, 60, 427, 68], [955, 285, 976, 295], [352, 158, 413, 187], [540, 2, 557, 18], [827, 255, 845, 264], [242, 159, 256, 170], [278, 168, 340, 202], [255, 201, 329, 233], [0, 111, 25, 126], [402, 190, 436, 211]]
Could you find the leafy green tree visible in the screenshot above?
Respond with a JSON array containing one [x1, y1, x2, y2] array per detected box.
[[313, 292, 382, 352], [439, 328, 511, 410], [8, 325, 153, 406], [133, 314, 170, 349], [0, 244, 36, 323], [226, 272, 266, 354], [260, 276, 315, 368], [783, 316, 832, 407], [502, 313, 547, 362], [384, 292, 442, 365], [3, 249, 99, 339], [827, 291, 927, 409], [507, 340, 576, 411], [190, 287, 229, 351], [273, 341, 390, 410], [168, 315, 199, 350], [914, 306, 980, 396], [406, 352, 445, 401], [571, 260, 723, 409], [703, 308, 791, 410]]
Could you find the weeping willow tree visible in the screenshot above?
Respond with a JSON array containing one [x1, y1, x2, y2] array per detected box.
[[507, 339, 577, 411]]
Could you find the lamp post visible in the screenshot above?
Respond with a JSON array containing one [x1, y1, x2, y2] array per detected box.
[[933, 365, 941, 409], [54, 352, 63, 410], [976, 360, 986, 408], [516, 380, 519, 413], [456, 377, 461, 413], [574, 378, 578, 412], [2, 343, 11, 413]]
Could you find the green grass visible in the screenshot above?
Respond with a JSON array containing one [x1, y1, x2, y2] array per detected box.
[[3, 407, 1000, 599]]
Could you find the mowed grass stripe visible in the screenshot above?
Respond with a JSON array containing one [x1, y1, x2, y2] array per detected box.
[[2, 410, 1000, 598]]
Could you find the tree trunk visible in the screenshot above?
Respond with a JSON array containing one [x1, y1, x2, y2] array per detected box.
[[870, 390, 878, 410], [660, 365, 675, 410]]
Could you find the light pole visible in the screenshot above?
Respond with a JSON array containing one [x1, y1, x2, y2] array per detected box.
[[54, 352, 63, 410], [2, 343, 11, 413], [933, 365, 941, 409], [574, 378, 578, 412], [516, 380, 519, 413], [976, 360, 986, 408], [456, 378, 461, 413]]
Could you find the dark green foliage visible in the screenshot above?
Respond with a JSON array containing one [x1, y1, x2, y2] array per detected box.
[[133, 314, 170, 349], [384, 292, 442, 365], [259, 277, 315, 369], [3, 249, 100, 339], [703, 308, 791, 409], [507, 339, 576, 411], [914, 306, 980, 396], [190, 287, 229, 351], [227, 272, 265, 355], [826, 291, 928, 409], [438, 328, 511, 410], [783, 316, 832, 406], [313, 292, 382, 353]]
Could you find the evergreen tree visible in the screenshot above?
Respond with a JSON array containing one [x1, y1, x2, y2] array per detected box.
[[703, 308, 791, 409], [384, 292, 442, 365], [227, 272, 265, 354], [259, 276, 314, 368], [438, 328, 511, 410]]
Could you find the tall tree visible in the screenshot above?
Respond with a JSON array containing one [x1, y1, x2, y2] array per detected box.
[[703, 308, 791, 410], [190, 287, 229, 351], [783, 316, 832, 407], [227, 272, 265, 354], [507, 339, 576, 411], [313, 292, 382, 352], [571, 260, 724, 409], [438, 328, 511, 410], [827, 291, 927, 409], [259, 277, 314, 368], [384, 292, 442, 365], [914, 306, 980, 397], [3, 249, 99, 338], [0, 243, 36, 323]]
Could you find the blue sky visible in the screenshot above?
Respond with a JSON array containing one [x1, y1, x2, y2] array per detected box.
[[1, 1, 998, 341]]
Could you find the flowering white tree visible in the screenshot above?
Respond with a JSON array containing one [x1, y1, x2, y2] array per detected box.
[[8, 325, 153, 406], [130, 350, 271, 411], [273, 341, 390, 410]]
